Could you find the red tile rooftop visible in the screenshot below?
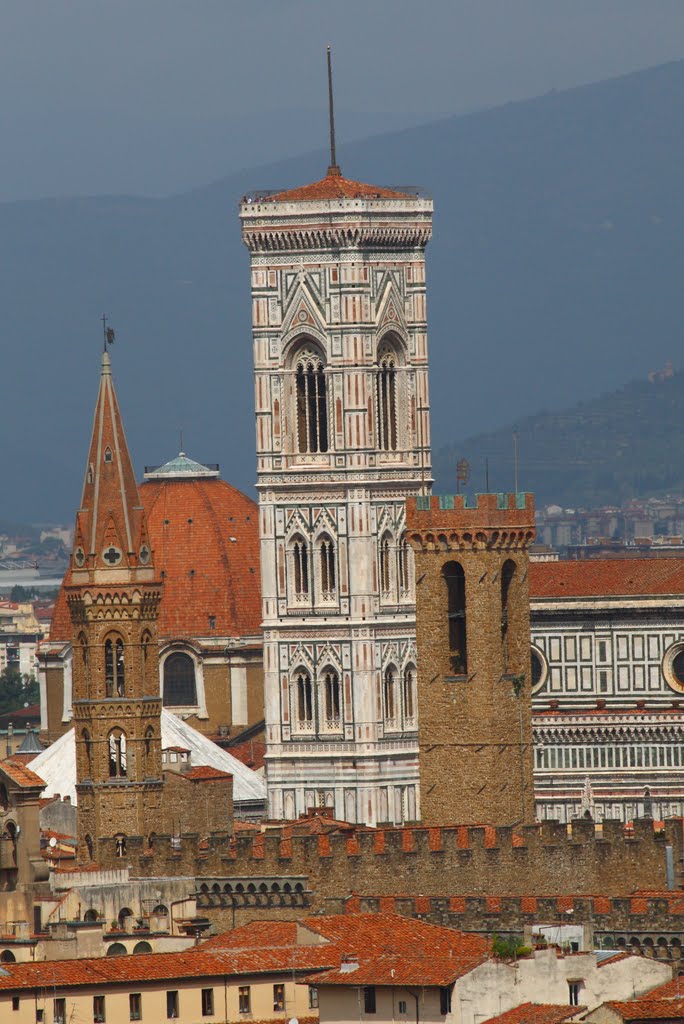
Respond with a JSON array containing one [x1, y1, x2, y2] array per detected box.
[[480, 1004, 585, 1024], [530, 558, 684, 598], [603, 997, 684, 1020], [262, 174, 414, 203], [1, 759, 46, 788]]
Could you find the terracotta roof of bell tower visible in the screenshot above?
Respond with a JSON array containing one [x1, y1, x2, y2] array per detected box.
[[73, 351, 147, 573], [264, 174, 414, 203]]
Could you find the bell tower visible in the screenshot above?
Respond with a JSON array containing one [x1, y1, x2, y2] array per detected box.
[[66, 350, 164, 862], [241, 107, 433, 823]]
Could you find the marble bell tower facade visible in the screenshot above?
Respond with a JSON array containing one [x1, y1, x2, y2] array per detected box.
[[240, 162, 433, 825]]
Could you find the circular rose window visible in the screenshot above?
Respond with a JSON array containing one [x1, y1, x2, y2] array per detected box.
[[530, 645, 549, 693], [663, 643, 684, 694]]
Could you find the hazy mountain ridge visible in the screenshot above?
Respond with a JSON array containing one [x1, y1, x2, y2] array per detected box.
[[4, 59, 684, 520], [434, 370, 684, 507]]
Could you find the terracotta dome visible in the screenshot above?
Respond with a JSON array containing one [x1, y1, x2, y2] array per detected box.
[[50, 454, 261, 643]]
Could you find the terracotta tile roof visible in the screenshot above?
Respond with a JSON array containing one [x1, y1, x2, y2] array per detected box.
[[0, 944, 337, 992], [480, 1004, 585, 1024], [1, 759, 46, 788], [529, 558, 684, 599], [603, 997, 684, 1020], [203, 912, 489, 989], [0, 704, 41, 725], [636, 978, 684, 1000], [264, 174, 413, 203], [184, 765, 232, 781], [51, 475, 261, 641], [227, 735, 266, 771]]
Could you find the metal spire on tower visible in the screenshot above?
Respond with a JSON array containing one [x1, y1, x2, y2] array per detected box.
[[326, 45, 341, 177]]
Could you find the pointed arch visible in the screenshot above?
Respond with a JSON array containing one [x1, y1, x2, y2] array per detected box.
[[376, 337, 401, 451], [290, 533, 309, 600], [320, 666, 341, 731], [108, 728, 127, 778], [82, 728, 92, 779], [403, 663, 416, 725], [163, 652, 197, 707], [443, 561, 467, 674], [383, 665, 399, 728], [290, 338, 328, 454], [293, 668, 314, 732], [397, 534, 412, 600], [104, 633, 126, 697], [318, 533, 336, 601], [379, 531, 394, 600], [501, 559, 516, 671]]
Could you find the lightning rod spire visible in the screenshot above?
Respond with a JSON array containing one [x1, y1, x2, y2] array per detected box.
[[327, 46, 341, 177]]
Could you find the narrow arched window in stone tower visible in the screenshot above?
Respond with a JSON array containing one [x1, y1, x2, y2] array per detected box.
[[322, 669, 341, 728], [296, 670, 313, 729], [383, 666, 398, 726], [501, 559, 516, 672], [295, 350, 328, 453], [443, 561, 467, 674], [82, 728, 92, 778], [319, 535, 336, 599], [292, 536, 309, 598], [377, 345, 398, 451], [403, 664, 416, 724], [379, 532, 393, 599], [108, 728, 127, 778], [104, 637, 126, 697]]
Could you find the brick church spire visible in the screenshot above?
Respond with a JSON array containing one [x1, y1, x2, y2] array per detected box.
[[72, 349, 151, 576], [66, 350, 163, 865]]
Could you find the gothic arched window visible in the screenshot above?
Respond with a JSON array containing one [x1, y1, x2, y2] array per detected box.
[[163, 652, 197, 707], [291, 535, 309, 599], [397, 536, 411, 599], [108, 729, 127, 778], [443, 561, 467, 675], [384, 666, 398, 727], [318, 535, 336, 599], [377, 342, 398, 451], [104, 636, 125, 697], [82, 728, 92, 778], [501, 559, 516, 672], [295, 670, 313, 729], [322, 669, 341, 728], [295, 346, 328, 454], [379, 532, 393, 599], [403, 665, 416, 723]]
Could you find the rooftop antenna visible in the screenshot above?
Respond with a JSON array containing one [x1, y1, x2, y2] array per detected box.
[[326, 45, 341, 177]]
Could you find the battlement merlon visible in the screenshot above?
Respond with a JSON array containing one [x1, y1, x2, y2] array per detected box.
[[406, 492, 536, 550]]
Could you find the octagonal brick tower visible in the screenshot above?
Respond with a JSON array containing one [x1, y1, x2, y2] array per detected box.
[[241, 167, 433, 825]]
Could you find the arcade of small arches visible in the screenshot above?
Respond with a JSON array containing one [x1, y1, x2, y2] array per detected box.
[[288, 532, 337, 606], [286, 333, 411, 459], [291, 666, 343, 735], [196, 878, 309, 910], [594, 932, 682, 960]]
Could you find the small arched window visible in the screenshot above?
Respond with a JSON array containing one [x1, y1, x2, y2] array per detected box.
[[501, 560, 516, 672], [0, 950, 16, 963], [85, 834, 94, 861], [384, 666, 398, 726], [0, 784, 8, 812], [295, 346, 328, 454], [322, 669, 341, 728], [105, 636, 125, 697], [443, 561, 467, 674], [295, 670, 313, 729], [82, 728, 92, 778], [291, 535, 309, 599], [403, 665, 416, 723], [397, 537, 411, 598], [104, 446, 113, 464], [163, 653, 197, 706], [84, 908, 98, 921], [377, 342, 398, 451], [379, 532, 393, 599], [319, 535, 336, 599], [108, 729, 127, 778]]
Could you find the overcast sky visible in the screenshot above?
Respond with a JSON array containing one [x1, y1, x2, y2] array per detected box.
[[2, 1, 684, 197]]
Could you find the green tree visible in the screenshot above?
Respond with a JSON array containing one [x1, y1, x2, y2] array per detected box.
[[0, 667, 40, 715]]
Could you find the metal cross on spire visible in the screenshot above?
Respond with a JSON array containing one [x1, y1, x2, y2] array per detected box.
[[101, 314, 116, 353], [326, 46, 341, 177]]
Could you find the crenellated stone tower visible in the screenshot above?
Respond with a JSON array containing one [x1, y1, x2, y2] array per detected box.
[[406, 493, 537, 827], [66, 350, 166, 861], [241, 163, 433, 825]]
